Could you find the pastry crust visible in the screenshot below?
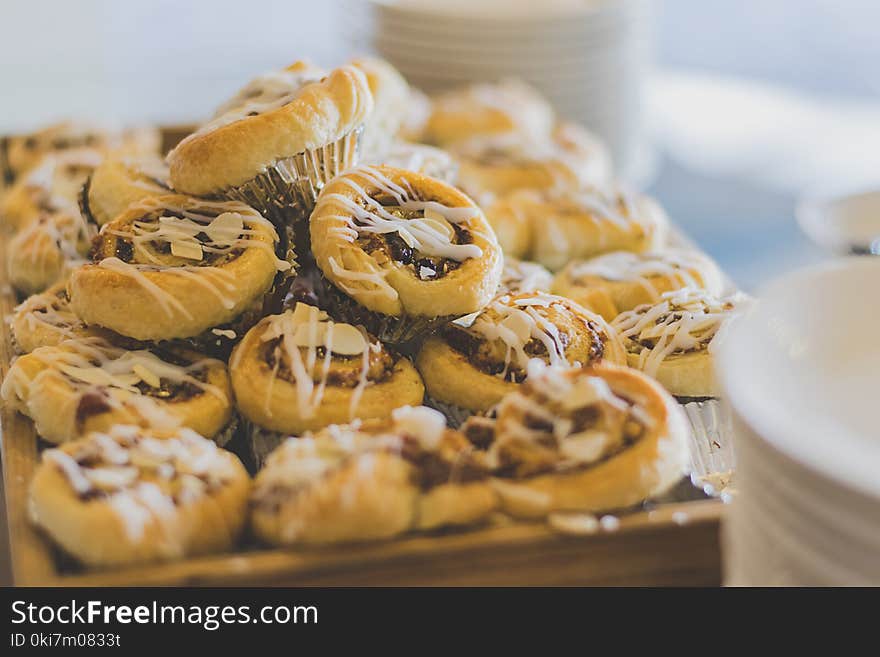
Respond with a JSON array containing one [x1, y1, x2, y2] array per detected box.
[[486, 187, 668, 271], [350, 57, 410, 157], [211, 60, 327, 119], [12, 280, 101, 353], [311, 165, 502, 319], [230, 304, 425, 435], [499, 257, 553, 295], [29, 425, 249, 567], [365, 141, 458, 184], [552, 249, 724, 321], [81, 154, 170, 226], [68, 194, 283, 341], [1, 337, 232, 444], [168, 66, 373, 196], [250, 406, 495, 546], [416, 291, 627, 414], [489, 362, 690, 518]]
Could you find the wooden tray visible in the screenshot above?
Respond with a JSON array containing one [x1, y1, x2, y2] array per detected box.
[[0, 128, 724, 586]]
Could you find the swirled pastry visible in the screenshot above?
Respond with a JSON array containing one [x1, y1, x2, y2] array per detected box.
[[612, 288, 747, 397], [79, 154, 170, 227], [1, 337, 233, 444], [416, 291, 626, 422], [350, 57, 410, 158], [211, 60, 326, 119], [310, 165, 502, 342], [250, 405, 495, 546], [499, 258, 553, 295], [365, 141, 458, 184], [486, 186, 668, 271], [552, 249, 724, 321], [168, 65, 373, 224], [230, 303, 424, 435], [29, 425, 249, 567], [7, 209, 92, 295], [12, 280, 101, 353], [68, 194, 287, 341], [487, 361, 689, 518]]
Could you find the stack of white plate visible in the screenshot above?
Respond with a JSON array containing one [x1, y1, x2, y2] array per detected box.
[[340, 0, 653, 180], [717, 259, 880, 586]]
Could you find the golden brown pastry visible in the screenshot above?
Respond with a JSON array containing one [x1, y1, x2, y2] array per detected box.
[[79, 153, 170, 227], [552, 249, 724, 321], [1, 336, 233, 444], [230, 303, 425, 435], [68, 194, 288, 341], [11, 280, 102, 353], [498, 257, 553, 295], [310, 165, 503, 342], [29, 424, 249, 567], [211, 60, 326, 119], [611, 288, 747, 397], [487, 361, 689, 518], [485, 186, 668, 271], [250, 406, 495, 546], [365, 141, 458, 184], [350, 57, 411, 158], [416, 291, 627, 423]]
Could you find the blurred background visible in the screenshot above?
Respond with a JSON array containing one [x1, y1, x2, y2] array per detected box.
[[1, 0, 879, 288]]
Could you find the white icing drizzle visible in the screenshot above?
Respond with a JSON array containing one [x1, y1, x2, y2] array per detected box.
[[611, 288, 746, 376], [19, 148, 104, 216], [500, 258, 552, 294], [213, 65, 325, 119]]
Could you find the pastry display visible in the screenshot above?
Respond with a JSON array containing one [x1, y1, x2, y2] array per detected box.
[[611, 288, 747, 398], [485, 361, 689, 518], [416, 291, 626, 423], [29, 424, 249, 567], [310, 165, 503, 342], [250, 406, 495, 546], [79, 153, 170, 227], [552, 249, 724, 321]]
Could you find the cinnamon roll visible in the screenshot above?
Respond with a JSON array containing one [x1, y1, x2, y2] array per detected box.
[[611, 288, 748, 397], [168, 65, 373, 228], [485, 186, 667, 271], [1, 337, 233, 444], [68, 194, 288, 341], [310, 165, 503, 342], [415, 291, 626, 423], [79, 153, 170, 227], [487, 361, 689, 518], [552, 249, 724, 321], [29, 425, 249, 567], [250, 405, 495, 546], [230, 303, 425, 436], [11, 280, 101, 353]]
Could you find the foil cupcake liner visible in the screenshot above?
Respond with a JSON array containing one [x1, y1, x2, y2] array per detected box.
[[220, 126, 363, 239], [680, 397, 736, 498]]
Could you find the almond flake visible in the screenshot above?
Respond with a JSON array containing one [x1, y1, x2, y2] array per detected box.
[[170, 239, 203, 261], [330, 323, 367, 355], [85, 466, 139, 490], [206, 212, 244, 245], [132, 363, 161, 389]]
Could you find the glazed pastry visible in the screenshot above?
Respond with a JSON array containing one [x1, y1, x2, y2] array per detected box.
[[11, 280, 101, 353], [1, 148, 104, 234], [29, 424, 249, 567], [211, 60, 326, 119], [552, 249, 724, 321], [612, 288, 747, 397], [350, 57, 410, 158], [250, 405, 495, 546], [68, 194, 288, 341], [311, 165, 502, 342], [1, 336, 233, 444], [487, 361, 689, 518], [79, 154, 170, 226], [1, 121, 158, 188], [365, 141, 458, 184], [454, 121, 613, 199], [168, 65, 373, 227], [230, 303, 425, 435], [7, 209, 92, 295], [498, 258, 553, 295], [485, 186, 668, 271], [416, 291, 627, 423]]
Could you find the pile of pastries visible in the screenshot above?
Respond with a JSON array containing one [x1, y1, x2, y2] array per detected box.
[[0, 56, 745, 569]]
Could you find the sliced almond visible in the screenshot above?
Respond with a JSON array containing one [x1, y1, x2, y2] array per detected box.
[[206, 211, 244, 245], [291, 302, 328, 325], [499, 310, 533, 342], [292, 322, 327, 348], [85, 466, 140, 490], [330, 323, 367, 356], [132, 363, 162, 389], [170, 239, 203, 261], [392, 406, 446, 450], [416, 213, 455, 241], [560, 430, 608, 464]]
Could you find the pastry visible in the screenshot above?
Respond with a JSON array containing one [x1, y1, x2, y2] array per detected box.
[[1, 336, 233, 444], [168, 65, 373, 228], [498, 258, 553, 295], [365, 141, 458, 184], [250, 405, 495, 546], [29, 424, 249, 567], [79, 153, 170, 227], [310, 165, 502, 342], [350, 57, 411, 158], [211, 60, 326, 119], [230, 302, 425, 435], [552, 249, 724, 321], [68, 194, 288, 341], [485, 186, 668, 271], [11, 280, 102, 353], [487, 361, 689, 518], [416, 291, 627, 423], [611, 288, 747, 397]]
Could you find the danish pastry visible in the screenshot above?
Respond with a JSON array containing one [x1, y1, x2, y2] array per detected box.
[[29, 424, 249, 567], [250, 405, 495, 546], [11, 280, 101, 353], [365, 141, 458, 184], [79, 154, 170, 227], [498, 257, 553, 295]]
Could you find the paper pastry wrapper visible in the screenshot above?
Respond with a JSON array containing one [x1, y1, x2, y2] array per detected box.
[[679, 397, 736, 498]]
